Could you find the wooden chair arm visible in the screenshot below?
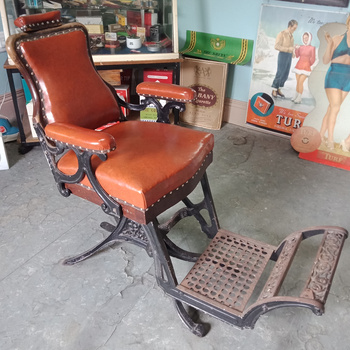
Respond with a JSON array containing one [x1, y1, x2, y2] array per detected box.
[[136, 82, 196, 102], [45, 122, 116, 153]]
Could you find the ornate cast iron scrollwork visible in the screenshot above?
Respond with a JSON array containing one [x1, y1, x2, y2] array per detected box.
[[35, 121, 122, 219], [301, 230, 346, 303], [139, 96, 186, 124]]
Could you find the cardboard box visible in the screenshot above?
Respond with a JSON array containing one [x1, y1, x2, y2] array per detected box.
[[127, 10, 142, 27], [76, 16, 103, 25], [137, 27, 146, 43], [180, 58, 228, 130], [98, 69, 122, 86], [115, 85, 130, 117], [85, 24, 104, 34], [116, 13, 127, 26], [129, 26, 146, 42], [121, 69, 133, 85], [143, 69, 173, 84], [140, 69, 173, 122], [108, 23, 123, 32], [89, 34, 105, 48], [145, 12, 158, 26], [104, 32, 118, 48], [139, 96, 167, 122]]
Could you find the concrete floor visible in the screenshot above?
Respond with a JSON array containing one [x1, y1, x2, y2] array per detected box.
[[1, 122, 350, 350]]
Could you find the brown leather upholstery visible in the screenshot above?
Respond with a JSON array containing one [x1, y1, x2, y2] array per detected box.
[[10, 25, 120, 129], [6, 19, 214, 224], [56, 121, 214, 210], [45, 122, 116, 153], [136, 82, 197, 102], [14, 10, 61, 32]]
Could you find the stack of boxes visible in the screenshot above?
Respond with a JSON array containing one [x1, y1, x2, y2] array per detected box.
[[72, 2, 169, 52], [115, 85, 130, 118], [76, 16, 105, 48], [97, 69, 131, 118]]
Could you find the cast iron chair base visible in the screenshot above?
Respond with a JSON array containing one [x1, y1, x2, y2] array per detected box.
[[63, 200, 347, 337], [59, 162, 347, 336], [63, 172, 219, 266], [38, 96, 347, 336]]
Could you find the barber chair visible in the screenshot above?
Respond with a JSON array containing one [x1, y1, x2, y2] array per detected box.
[[6, 11, 348, 337]]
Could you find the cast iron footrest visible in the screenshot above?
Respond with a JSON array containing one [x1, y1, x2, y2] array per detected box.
[[177, 226, 347, 329]]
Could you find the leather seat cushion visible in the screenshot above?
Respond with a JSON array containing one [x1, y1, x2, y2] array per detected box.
[[57, 121, 214, 210]]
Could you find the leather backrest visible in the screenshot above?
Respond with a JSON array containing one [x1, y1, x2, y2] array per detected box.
[[7, 23, 120, 129]]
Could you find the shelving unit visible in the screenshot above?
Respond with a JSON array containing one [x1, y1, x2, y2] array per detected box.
[[1, 0, 181, 153], [0, 0, 179, 63]]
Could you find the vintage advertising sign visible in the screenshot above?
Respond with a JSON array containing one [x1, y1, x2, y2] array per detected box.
[[180, 58, 228, 130], [180, 31, 253, 66], [246, 5, 347, 135], [298, 20, 350, 171]]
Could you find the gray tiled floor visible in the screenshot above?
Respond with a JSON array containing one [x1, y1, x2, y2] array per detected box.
[[1, 123, 350, 350]]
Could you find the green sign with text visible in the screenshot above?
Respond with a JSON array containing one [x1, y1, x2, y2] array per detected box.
[[180, 31, 254, 65]]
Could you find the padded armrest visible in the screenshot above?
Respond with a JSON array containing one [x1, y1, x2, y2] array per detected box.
[[136, 82, 196, 102], [45, 122, 116, 153]]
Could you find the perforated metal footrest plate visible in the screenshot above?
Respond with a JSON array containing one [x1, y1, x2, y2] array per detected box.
[[176, 226, 348, 329], [178, 229, 276, 316]]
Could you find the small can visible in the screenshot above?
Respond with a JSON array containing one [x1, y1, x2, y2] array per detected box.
[[150, 24, 161, 42], [25, 0, 43, 8], [118, 35, 126, 48]]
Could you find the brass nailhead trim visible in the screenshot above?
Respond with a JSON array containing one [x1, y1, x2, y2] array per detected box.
[[139, 93, 194, 103], [20, 19, 61, 31], [75, 152, 211, 213], [16, 27, 85, 120], [46, 136, 115, 154]]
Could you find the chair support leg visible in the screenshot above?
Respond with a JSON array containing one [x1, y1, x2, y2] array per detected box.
[[174, 300, 208, 337], [183, 172, 220, 239], [63, 217, 150, 265], [143, 220, 208, 335], [163, 236, 200, 262]]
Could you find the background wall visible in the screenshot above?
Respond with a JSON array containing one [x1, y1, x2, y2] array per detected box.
[[0, 0, 349, 110], [177, 0, 350, 102]]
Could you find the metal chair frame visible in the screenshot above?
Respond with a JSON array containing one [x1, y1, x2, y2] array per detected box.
[[6, 13, 348, 337]]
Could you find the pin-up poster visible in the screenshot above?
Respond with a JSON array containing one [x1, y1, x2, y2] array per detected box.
[[246, 5, 347, 135], [298, 18, 350, 171]]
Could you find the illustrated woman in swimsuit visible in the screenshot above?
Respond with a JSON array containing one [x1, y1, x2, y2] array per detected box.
[[320, 16, 350, 150], [292, 32, 316, 104]]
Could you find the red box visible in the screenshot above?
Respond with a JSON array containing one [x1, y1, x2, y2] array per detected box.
[[253, 95, 271, 115], [143, 69, 173, 84], [115, 85, 130, 117], [144, 13, 158, 36], [121, 69, 133, 85], [127, 11, 142, 27], [140, 70, 173, 122], [144, 12, 158, 26]]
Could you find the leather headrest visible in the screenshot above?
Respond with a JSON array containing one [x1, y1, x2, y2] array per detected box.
[[14, 10, 62, 32]]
